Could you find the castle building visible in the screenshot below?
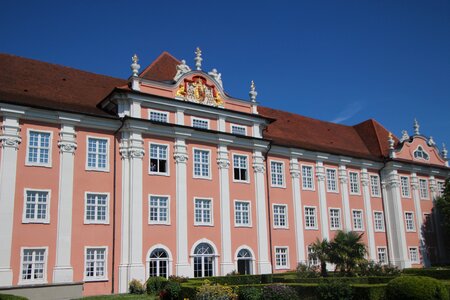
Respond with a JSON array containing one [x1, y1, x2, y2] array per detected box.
[[0, 49, 448, 297]]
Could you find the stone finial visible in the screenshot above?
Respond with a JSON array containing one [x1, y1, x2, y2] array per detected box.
[[208, 68, 223, 88], [428, 136, 435, 146], [174, 59, 191, 81], [400, 130, 409, 142], [413, 118, 420, 135], [249, 80, 257, 102], [442, 143, 448, 160], [388, 132, 395, 150], [131, 54, 140, 77], [195, 47, 202, 71]]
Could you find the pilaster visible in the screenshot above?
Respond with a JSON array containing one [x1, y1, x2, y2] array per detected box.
[[316, 161, 329, 240], [360, 168, 376, 261], [290, 158, 305, 264], [338, 165, 352, 231], [410, 173, 426, 265]]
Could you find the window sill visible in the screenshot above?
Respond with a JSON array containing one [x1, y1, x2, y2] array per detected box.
[[84, 278, 109, 283], [25, 163, 52, 168]]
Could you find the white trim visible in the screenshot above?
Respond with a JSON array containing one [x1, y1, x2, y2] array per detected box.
[[419, 178, 430, 200], [25, 129, 53, 168], [193, 197, 214, 226], [233, 200, 252, 228], [408, 246, 420, 264], [85, 136, 110, 172], [192, 147, 212, 180], [83, 246, 108, 282], [301, 164, 315, 191], [376, 246, 388, 264], [232, 153, 250, 183], [400, 176, 412, 198], [191, 116, 210, 130], [272, 203, 288, 229], [148, 142, 170, 176], [230, 123, 247, 136], [348, 171, 361, 195], [148, 194, 171, 225], [304, 205, 318, 230], [413, 145, 430, 161], [22, 188, 51, 224], [369, 174, 381, 197], [18, 246, 48, 285], [234, 245, 256, 275], [404, 211, 416, 232], [190, 239, 220, 278], [373, 211, 385, 232], [269, 160, 286, 188], [274, 246, 290, 270], [351, 209, 364, 231], [84, 192, 110, 225], [146, 244, 173, 279], [148, 108, 169, 123], [328, 207, 342, 230], [325, 167, 339, 193]]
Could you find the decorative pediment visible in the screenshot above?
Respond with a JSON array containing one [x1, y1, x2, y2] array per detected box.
[[175, 76, 223, 107]]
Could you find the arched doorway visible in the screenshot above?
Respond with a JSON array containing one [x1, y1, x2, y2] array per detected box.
[[193, 243, 215, 277], [148, 248, 169, 278], [237, 248, 252, 275]]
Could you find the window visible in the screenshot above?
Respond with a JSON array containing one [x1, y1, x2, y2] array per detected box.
[[413, 146, 429, 160], [20, 248, 46, 283], [270, 161, 284, 187], [374, 211, 385, 232], [326, 169, 338, 192], [237, 249, 252, 275], [307, 245, 319, 266], [149, 144, 168, 175], [192, 117, 209, 129], [377, 248, 387, 264], [23, 190, 50, 223], [85, 247, 107, 281], [304, 207, 317, 229], [149, 248, 169, 278], [349, 172, 360, 194], [302, 165, 314, 190], [193, 149, 210, 178], [419, 179, 429, 199], [275, 247, 289, 269], [235, 201, 250, 226], [149, 110, 168, 123], [149, 196, 169, 224], [405, 212, 415, 232], [370, 175, 380, 197], [437, 181, 445, 197], [193, 243, 215, 277], [409, 247, 419, 263], [231, 124, 246, 136], [194, 198, 212, 225], [401, 176, 411, 198], [85, 193, 108, 224], [233, 155, 248, 182], [27, 130, 51, 166], [273, 204, 287, 228], [329, 208, 341, 230], [352, 210, 364, 231], [87, 137, 108, 171]]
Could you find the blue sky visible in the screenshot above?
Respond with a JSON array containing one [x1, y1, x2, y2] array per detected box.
[[1, 0, 449, 149]]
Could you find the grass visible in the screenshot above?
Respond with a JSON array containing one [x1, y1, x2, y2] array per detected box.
[[79, 294, 158, 300]]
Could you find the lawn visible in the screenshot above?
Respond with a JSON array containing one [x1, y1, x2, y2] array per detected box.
[[79, 294, 158, 300]]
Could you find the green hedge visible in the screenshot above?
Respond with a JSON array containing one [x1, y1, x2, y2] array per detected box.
[[0, 294, 28, 300], [402, 268, 450, 280], [274, 276, 395, 284], [352, 284, 387, 300]]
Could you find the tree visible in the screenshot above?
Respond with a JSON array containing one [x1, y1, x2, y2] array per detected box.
[[329, 231, 367, 275], [310, 238, 330, 277], [436, 178, 450, 234]]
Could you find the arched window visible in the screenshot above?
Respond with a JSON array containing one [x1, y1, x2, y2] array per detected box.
[[237, 249, 252, 275], [149, 248, 169, 278], [414, 146, 429, 160], [193, 243, 215, 278]]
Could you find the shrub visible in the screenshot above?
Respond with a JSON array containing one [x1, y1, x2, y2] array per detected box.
[[0, 295, 28, 300], [168, 275, 189, 283], [196, 280, 238, 300], [227, 270, 240, 276], [161, 281, 182, 300], [238, 286, 262, 300], [128, 279, 145, 294], [261, 274, 273, 284], [386, 276, 449, 300], [261, 284, 297, 300], [352, 284, 386, 300], [317, 279, 353, 300], [402, 268, 450, 280], [296, 263, 320, 278], [146, 276, 168, 295]]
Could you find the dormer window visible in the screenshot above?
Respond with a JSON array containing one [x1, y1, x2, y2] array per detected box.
[[231, 124, 247, 136], [149, 109, 168, 123], [413, 146, 429, 161]]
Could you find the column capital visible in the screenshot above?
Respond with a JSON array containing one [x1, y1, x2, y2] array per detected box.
[[315, 163, 325, 182], [174, 145, 188, 164], [289, 161, 300, 178], [217, 158, 230, 169], [410, 175, 419, 190], [338, 165, 348, 184], [360, 170, 370, 187], [0, 122, 21, 150], [252, 154, 265, 173], [387, 173, 400, 188]]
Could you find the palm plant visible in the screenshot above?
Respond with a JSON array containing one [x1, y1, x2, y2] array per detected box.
[[310, 238, 330, 277], [329, 231, 367, 275]]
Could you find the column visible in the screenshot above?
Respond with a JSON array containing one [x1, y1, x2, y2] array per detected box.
[[217, 144, 233, 275], [290, 158, 305, 264], [253, 150, 272, 274], [316, 161, 329, 240], [360, 168, 376, 261], [338, 165, 352, 231], [53, 123, 77, 282], [0, 115, 21, 286], [174, 138, 190, 276], [411, 173, 427, 265]]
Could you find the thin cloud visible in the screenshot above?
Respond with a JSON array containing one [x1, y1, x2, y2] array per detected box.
[[330, 102, 363, 124]]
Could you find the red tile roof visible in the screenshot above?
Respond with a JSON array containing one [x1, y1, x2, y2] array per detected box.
[[139, 52, 180, 82]]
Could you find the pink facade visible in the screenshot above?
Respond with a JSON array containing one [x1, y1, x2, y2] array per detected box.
[[0, 51, 449, 296]]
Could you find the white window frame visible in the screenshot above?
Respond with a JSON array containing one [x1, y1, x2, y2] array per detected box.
[[301, 165, 315, 191], [352, 209, 364, 231], [85, 136, 110, 172], [230, 124, 247, 136], [149, 143, 170, 176], [19, 247, 48, 285], [400, 176, 411, 198], [377, 247, 387, 264], [307, 245, 319, 266], [274, 246, 289, 269], [234, 200, 251, 227], [273, 204, 288, 229], [232, 154, 249, 183], [409, 247, 419, 264], [370, 175, 381, 197], [84, 246, 108, 281], [404, 211, 416, 232], [326, 168, 338, 193], [373, 211, 385, 232], [419, 179, 429, 199], [191, 117, 210, 130], [148, 109, 169, 123], [148, 195, 171, 225], [329, 208, 342, 230], [84, 192, 110, 224], [22, 189, 51, 224], [25, 129, 53, 167], [194, 197, 213, 226], [413, 146, 429, 161], [192, 148, 211, 180], [349, 171, 361, 195], [437, 181, 445, 197], [270, 160, 285, 188], [304, 206, 318, 230]]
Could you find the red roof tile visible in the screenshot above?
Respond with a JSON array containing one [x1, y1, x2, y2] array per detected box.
[[139, 52, 180, 82]]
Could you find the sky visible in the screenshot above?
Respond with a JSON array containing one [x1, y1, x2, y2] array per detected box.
[[1, 0, 449, 150]]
